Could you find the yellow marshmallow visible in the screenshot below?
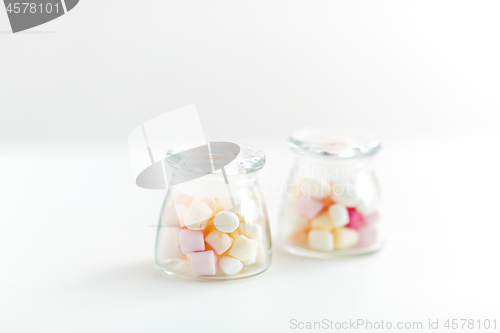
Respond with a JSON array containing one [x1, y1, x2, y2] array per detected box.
[[311, 212, 334, 231]]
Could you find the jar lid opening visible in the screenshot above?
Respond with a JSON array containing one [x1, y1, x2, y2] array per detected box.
[[288, 127, 381, 159], [166, 142, 265, 176]]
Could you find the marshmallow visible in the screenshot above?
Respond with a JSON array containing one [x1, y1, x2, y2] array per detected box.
[[229, 230, 240, 239], [355, 175, 377, 214], [308, 229, 334, 252], [172, 191, 194, 207], [184, 200, 212, 230], [227, 235, 258, 261], [204, 243, 214, 252], [242, 243, 266, 265], [175, 261, 194, 275], [363, 211, 380, 226], [241, 206, 261, 223], [328, 203, 350, 228], [333, 227, 359, 250], [255, 243, 266, 265], [162, 204, 188, 227], [156, 233, 185, 261], [287, 230, 308, 245], [358, 226, 379, 248], [242, 250, 257, 265], [179, 229, 205, 254], [311, 212, 334, 231], [238, 222, 263, 241], [291, 216, 309, 231], [253, 216, 266, 225], [203, 218, 216, 237], [320, 195, 335, 207], [219, 256, 243, 275], [331, 183, 358, 207], [214, 211, 240, 233], [301, 179, 331, 199], [213, 199, 226, 216], [216, 197, 233, 211], [196, 197, 217, 217], [205, 230, 233, 255], [285, 210, 309, 231], [174, 227, 184, 247], [231, 200, 261, 223], [190, 250, 218, 276], [356, 196, 377, 215], [230, 202, 244, 215], [295, 196, 324, 220], [346, 208, 363, 229], [286, 182, 304, 196]]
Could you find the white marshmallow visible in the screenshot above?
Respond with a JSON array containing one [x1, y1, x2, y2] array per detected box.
[[183, 200, 211, 230], [356, 196, 377, 215], [255, 243, 266, 264], [204, 230, 233, 255], [228, 235, 258, 261], [175, 261, 193, 275], [162, 204, 188, 227], [230, 202, 243, 215], [195, 197, 217, 217], [219, 256, 243, 275], [287, 212, 309, 231], [214, 211, 240, 233], [172, 191, 194, 207], [333, 228, 359, 250], [216, 197, 233, 211], [156, 233, 186, 261], [308, 230, 334, 252], [331, 183, 358, 207], [243, 243, 265, 265], [355, 173, 377, 214], [243, 206, 261, 223], [238, 222, 263, 241], [328, 203, 350, 228], [242, 251, 257, 265], [232, 202, 260, 223]]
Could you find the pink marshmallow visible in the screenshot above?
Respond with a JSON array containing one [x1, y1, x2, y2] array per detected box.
[[190, 250, 218, 276], [357, 226, 379, 248], [174, 227, 187, 247], [363, 211, 380, 227], [295, 196, 324, 220], [346, 208, 363, 229], [179, 229, 205, 254]]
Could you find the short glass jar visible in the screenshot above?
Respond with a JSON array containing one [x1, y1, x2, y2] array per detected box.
[[155, 142, 272, 280], [279, 128, 383, 258]]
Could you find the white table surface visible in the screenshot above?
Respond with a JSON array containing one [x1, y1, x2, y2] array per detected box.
[[1, 134, 499, 333]]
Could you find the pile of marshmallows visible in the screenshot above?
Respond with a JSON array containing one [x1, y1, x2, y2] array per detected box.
[[287, 180, 378, 252], [161, 191, 264, 276]]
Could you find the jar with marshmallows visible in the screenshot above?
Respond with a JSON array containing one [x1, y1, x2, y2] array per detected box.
[[155, 142, 271, 280], [279, 128, 383, 258]]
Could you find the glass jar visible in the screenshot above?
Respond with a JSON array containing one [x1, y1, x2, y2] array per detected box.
[[155, 142, 272, 280], [279, 128, 383, 258]]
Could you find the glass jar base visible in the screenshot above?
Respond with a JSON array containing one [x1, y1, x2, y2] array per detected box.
[[156, 259, 271, 281], [280, 241, 385, 259]]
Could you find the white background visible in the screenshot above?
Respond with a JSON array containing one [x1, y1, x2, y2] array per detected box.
[[1, 1, 500, 332]]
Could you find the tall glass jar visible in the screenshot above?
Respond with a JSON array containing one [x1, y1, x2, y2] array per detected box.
[[155, 142, 272, 280], [279, 128, 383, 258]]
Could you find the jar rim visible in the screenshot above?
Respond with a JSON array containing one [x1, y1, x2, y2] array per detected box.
[[287, 127, 381, 159], [165, 142, 266, 176]]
